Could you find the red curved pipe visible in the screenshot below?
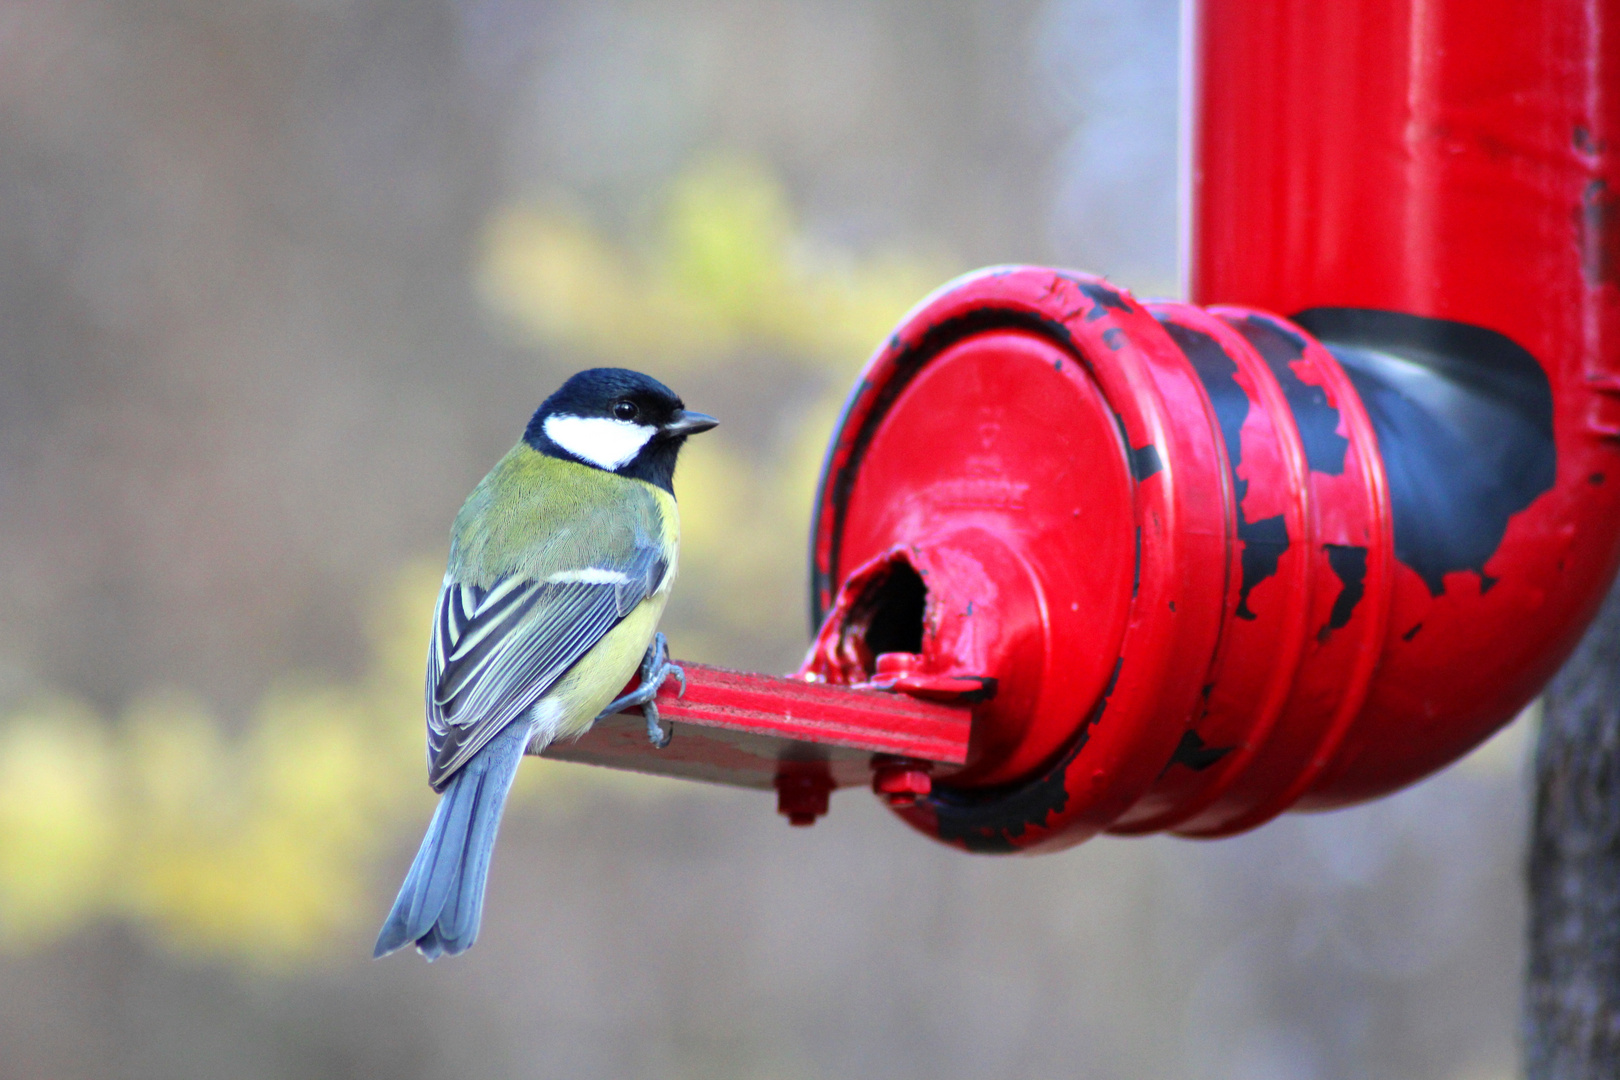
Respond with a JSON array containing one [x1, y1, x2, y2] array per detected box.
[[1193, 0, 1620, 808], [800, 0, 1620, 850]]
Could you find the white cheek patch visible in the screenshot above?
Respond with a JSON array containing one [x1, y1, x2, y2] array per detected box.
[[543, 414, 656, 470]]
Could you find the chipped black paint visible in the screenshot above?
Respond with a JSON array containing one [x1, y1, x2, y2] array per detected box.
[[931, 770, 1067, 853], [1159, 319, 1291, 620], [1580, 178, 1617, 287], [1103, 327, 1125, 350], [1131, 444, 1163, 481], [1073, 279, 1133, 321], [1235, 316, 1348, 475], [948, 677, 1000, 705], [1133, 527, 1141, 598], [1295, 308, 1555, 597], [1237, 517, 1288, 620], [1402, 622, 1423, 641], [1097, 654, 1122, 701], [1162, 730, 1234, 775], [933, 656, 1122, 853], [1321, 544, 1368, 639]]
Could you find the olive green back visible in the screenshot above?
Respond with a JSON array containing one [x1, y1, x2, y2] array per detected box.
[[446, 443, 676, 586]]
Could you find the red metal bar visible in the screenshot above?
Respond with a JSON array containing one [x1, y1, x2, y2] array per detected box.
[[538, 662, 972, 795]]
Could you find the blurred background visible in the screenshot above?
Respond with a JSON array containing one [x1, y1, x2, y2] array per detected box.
[[0, 1, 1530, 1077]]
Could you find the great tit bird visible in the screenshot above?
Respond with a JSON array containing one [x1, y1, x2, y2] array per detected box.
[[373, 368, 717, 960]]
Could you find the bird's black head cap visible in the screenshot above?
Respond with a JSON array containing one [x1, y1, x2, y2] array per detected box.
[[524, 368, 717, 494]]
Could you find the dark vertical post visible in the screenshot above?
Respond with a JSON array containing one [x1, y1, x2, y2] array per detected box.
[[1527, 578, 1620, 1078]]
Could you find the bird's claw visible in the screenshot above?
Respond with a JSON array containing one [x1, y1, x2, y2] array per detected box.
[[644, 702, 673, 749], [595, 633, 681, 748]]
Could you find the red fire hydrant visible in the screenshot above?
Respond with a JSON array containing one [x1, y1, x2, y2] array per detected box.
[[546, 0, 1620, 853]]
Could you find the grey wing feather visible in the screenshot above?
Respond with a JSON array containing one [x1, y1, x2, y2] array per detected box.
[[423, 541, 666, 790]]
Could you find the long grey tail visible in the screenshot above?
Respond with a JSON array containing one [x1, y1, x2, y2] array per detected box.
[[373, 721, 529, 960]]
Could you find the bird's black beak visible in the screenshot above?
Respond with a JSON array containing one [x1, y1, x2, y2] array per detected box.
[[662, 410, 719, 437]]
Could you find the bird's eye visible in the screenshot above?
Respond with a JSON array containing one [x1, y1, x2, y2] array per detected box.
[[613, 401, 639, 421]]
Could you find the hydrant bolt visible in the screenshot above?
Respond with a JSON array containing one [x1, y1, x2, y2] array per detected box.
[[872, 761, 933, 808]]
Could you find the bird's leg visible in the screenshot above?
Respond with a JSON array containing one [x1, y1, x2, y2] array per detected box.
[[594, 632, 685, 748]]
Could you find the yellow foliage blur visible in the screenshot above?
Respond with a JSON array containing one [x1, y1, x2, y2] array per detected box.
[[0, 698, 119, 947], [0, 569, 439, 965], [0, 153, 950, 965], [480, 154, 948, 374]]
